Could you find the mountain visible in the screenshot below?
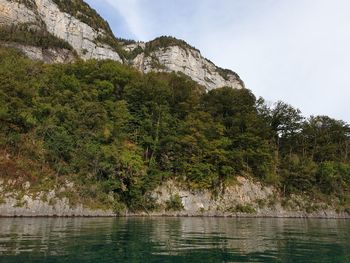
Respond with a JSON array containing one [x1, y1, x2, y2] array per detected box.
[[0, 0, 244, 90], [0, 0, 349, 218], [127, 37, 244, 90]]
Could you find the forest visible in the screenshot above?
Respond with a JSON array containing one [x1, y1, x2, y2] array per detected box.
[[0, 47, 349, 211]]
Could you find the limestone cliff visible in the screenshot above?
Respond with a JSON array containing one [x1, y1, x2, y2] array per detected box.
[[128, 39, 244, 90], [35, 0, 121, 61], [0, 0, 244, 90], [1, 41, 75, 62], [0, 0, 40, 26], [0, 0, 122, 62]]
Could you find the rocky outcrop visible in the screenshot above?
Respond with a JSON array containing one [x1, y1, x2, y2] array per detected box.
[[130, 43, 244, 90], [1, 177, 348, 218], [0, 0, 244, 90], [0, 193, 116, 217], [149, 177, 274, 216], [1, 41, 75, 63], [0, 0, 122, 61], [132, 177, 350, 218], [0, 0, 40, 26], [34, 0, 121, 61], [0, 179, 115, 217]]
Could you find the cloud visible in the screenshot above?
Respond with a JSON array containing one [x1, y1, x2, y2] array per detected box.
[[100, 0, 149, 40], [87, 0, 350, 122], [212, 0, 350, 121]]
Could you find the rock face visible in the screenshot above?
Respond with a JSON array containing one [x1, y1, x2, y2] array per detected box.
[[0, 0, 122, 62], [1, 177, 348, 218], [0, 179, 115, 217], [131, 44, 244, 90], [137, 177, 350, 218], [0, 0, 244, 90], [150, 177, 274, 216], [0, 193, 116, 217], [0, 0, 39, 26], [35, 0, 121, 61], [1, 41, 75, 63]]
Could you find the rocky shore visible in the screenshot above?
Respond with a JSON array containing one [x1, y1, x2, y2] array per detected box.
[[1, 177, 349, 219]]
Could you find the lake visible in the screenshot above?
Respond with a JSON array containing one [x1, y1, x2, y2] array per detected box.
[[0, 217, 349, 262]]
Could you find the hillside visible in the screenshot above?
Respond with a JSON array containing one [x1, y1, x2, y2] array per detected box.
[[0, 0, 349, 217], [0, 0, 243, 90], [0, 48, 349, 217]]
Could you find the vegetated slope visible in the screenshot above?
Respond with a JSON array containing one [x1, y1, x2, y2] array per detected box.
[[0, 47, 349, 213]]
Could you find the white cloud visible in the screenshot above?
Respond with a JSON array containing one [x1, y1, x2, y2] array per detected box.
[[102, 0, 148, 40], [90, 0, 350, 122]]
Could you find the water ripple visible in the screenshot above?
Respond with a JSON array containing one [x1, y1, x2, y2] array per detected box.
[[0, 218, 349, 262]]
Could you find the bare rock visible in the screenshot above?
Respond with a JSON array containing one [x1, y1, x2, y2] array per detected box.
[[1, 41, 76, 63], [0, 0, 40, 26], [132, 45, 244, 90], [0, 0, 122, 62]]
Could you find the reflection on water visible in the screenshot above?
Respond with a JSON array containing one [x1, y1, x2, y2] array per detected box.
[[0, 217, 349, 262]]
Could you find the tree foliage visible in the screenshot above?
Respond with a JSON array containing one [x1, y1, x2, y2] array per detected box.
[[0, 47, 349, 210], [0, 24, 74, 50]]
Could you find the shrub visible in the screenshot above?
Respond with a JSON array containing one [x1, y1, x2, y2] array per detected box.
[[233, 204, 256, 214], [165, 194, 184, 211]]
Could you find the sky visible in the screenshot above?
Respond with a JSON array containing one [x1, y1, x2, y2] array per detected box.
[[85, 0, 350, 122]]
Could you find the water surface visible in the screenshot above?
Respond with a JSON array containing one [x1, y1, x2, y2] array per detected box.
[[0, 217, 349, 262]]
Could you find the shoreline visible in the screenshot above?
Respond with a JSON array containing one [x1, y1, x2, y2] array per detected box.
[[1, 178, 349, 220], [1, 213, 349, 219]]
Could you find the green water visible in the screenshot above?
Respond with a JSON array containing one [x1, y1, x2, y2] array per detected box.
[[0, 218, 349, 263]]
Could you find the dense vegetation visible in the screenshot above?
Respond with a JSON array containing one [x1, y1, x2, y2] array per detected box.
[[215, 66, 243, 85], [145, 36, 200, 55], [1, 48, 349, 212], [0, 24, 74, 50]]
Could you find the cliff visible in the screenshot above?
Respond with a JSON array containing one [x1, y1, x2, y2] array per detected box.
[[127, 37, 244, 90], [0, 0, 244, 90], [0, 1, 349, 219], [0, 0, 122, 62]]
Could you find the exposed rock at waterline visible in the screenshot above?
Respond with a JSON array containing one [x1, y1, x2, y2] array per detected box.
[[1, 178, 348, 218]]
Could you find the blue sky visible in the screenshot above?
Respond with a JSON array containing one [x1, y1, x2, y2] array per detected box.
[[86, 0, 350, 122]]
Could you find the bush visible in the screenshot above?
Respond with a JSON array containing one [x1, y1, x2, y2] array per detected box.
[[145, 36, 199, 55], [232, 204, 256, 214], [165, 194, 184, 211]]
